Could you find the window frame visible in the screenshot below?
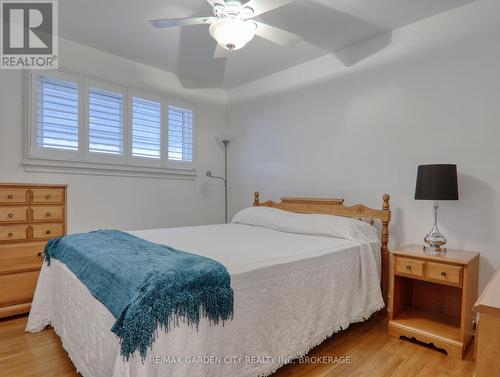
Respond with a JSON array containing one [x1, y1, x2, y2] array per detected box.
[[29, 70, 85, 162], [25, 70, 197, 178]]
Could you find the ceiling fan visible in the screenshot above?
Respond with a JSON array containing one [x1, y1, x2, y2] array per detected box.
[[150, 0, 301, 57]]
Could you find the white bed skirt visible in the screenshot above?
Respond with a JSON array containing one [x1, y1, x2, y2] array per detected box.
[[27, 226, 384, 377]]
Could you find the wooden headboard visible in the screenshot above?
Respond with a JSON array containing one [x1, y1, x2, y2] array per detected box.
[[253, 192, 391, 306]]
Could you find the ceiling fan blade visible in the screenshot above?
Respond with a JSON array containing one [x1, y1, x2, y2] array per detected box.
[[176, 25, 227, 88], [243, 0, 295, 17], [150, 17, 211, 28], [254, 22, 301, 48], [206, 0, 222, 5], [213, 44, 232, 59]]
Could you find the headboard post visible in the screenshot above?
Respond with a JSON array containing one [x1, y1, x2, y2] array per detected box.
[[253, 192, 260, 207], [381, 194, 391, 310]]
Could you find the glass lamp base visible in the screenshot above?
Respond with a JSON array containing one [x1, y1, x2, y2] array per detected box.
[[423, 245, 447, 254], [423, 224, 447, 254], [423, 201, 448, 254]]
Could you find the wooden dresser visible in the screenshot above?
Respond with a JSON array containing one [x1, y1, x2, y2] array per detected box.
[[473, 268, 500, 376], [0, 183, 67, 318], [388, 245, 479, 358]]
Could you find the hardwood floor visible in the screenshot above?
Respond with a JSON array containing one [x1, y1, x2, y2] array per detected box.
[[0, 314, 474, 377], [0, 315, 78, 377]]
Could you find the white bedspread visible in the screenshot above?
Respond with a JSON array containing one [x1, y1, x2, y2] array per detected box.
[[26, 224, 384, 377]]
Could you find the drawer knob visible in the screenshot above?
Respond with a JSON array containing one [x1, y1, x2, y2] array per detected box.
[[7, 194, 13, 199], [441, 271, 447, 277], [8, 232, 13, 237], [45, 194, 51, 199], [406, 265, 412, 271], [46, 212, 51, 217], [8, 213, 13, 218], [37, 252, 45, 258], [45, 230, 51, 235]]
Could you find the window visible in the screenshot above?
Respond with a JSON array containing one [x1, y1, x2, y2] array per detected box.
[[88, 86, 124, 155], [132, 97, 162, 159], [36, 75, 79, 152], [168, 106, 193, 163], [27, 71, 196, 178]]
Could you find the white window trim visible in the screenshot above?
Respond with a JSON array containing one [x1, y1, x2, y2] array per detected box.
[[24, 70, 197, 179], [21, 158, 197, 180], [29, 70, 85, 162]]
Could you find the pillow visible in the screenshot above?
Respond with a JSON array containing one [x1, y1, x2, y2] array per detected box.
[[231, 206, 379, 243]]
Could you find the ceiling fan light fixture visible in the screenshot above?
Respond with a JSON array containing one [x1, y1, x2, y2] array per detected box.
[[209, 18, 257, 51]]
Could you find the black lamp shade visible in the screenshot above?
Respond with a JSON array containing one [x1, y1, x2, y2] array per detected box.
[[415, 164, 459, 201]]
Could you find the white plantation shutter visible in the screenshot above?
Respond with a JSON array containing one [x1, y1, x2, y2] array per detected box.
[[168, 106, 193, 162], [36, 75, 79, 151], [88, 86, 124, 155], [29, 71, 197, 177], [132, 97, 162, 159]]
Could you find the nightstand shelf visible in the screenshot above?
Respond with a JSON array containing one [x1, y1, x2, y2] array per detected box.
[[391, 307, 462, 344], [388, 245, 479, 359]]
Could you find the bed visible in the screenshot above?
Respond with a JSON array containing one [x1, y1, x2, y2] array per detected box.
[[26, 193, 391, 377]]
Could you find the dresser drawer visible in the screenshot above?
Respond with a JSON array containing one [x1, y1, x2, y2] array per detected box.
[[32, 223, 64, 240], [0, 225, 28, 242], [0, 242, 46, 274], [32, 188, 64, 203], [427, 262, 463, 286], [0, 207, 28, 222], [0, 270, 40, 306], [0, 188, 28, 204], [395, 257, 425, 278], [32, 206, 64, 221]]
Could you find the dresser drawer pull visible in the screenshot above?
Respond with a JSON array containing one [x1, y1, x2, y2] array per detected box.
[[441, 271, 447, 277], [8, 213, 13, 218], [45, 194, 51, 199], [406, 265, 412, 271], [37, 252, 45, 258], [8, 232, 14, 237], [45, 230, 51, 235], [7, 194, 13, 199], [45, 212, 51, 217]]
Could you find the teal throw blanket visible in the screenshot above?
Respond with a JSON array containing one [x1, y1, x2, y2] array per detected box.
[[45, 230, 234, 360]]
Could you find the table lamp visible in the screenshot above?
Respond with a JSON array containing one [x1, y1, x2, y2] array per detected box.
[[414, 164, 459, 253]]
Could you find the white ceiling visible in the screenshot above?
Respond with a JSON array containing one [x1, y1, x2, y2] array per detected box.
[[59, 0, 475, 90]]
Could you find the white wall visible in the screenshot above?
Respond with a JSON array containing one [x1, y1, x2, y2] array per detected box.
[[0, 39, 229, 232], [227, 0, 500, 290]]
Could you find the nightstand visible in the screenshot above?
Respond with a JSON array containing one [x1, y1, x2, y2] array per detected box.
[[388, 244, 479, 358]]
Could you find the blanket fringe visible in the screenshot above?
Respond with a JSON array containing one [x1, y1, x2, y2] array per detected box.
[[112, 272, 234, 360]]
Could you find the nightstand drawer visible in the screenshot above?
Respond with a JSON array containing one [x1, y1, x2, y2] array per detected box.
[[427, 262, 462, 286], [395, 257, 425, 278]]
